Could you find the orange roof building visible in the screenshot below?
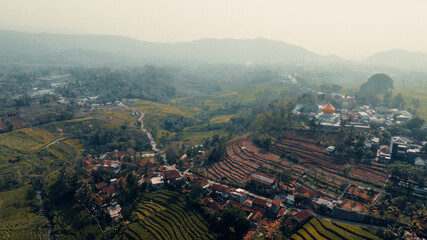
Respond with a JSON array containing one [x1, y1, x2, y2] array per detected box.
[[322, 102, 335, 114]]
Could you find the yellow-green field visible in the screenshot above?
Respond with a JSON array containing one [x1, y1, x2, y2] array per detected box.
[[124, 190, 215, 240], [181, 130, 230, 145], [290, 218, 383, 240], [394, 84, 427, 121], [0, 186, 48, 240]]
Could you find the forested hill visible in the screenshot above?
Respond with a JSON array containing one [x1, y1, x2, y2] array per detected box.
[[0, 30, 342, 67], [364, 49, 427, 71]]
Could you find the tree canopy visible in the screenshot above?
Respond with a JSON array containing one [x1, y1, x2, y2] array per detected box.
[[360, 73, 394, 95]]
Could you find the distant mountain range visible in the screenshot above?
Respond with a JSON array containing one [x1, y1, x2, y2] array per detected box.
[[0, 30, 426, 71], [363, 49, 427, 71], [0, 30, 342, 67]]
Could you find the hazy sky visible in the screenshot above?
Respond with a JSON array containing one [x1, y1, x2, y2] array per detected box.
[[1, 0, 426, 60]]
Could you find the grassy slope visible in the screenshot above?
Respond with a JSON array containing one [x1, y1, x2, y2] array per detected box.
[[393, 84, 427, 121]]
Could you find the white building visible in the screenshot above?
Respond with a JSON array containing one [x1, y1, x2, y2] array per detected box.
[[150, 177, 165, 190], [230, 188, 249, 203]]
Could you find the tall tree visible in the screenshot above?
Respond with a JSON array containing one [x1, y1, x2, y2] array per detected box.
[[392, 93, 405, 109], [360, 73, 394, 95]]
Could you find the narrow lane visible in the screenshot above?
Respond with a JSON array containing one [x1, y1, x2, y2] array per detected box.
[[137, 111, 159, 152]]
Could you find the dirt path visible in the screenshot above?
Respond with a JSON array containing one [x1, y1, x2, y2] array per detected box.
[[137, 111, 159, 152], [37, 137, 66, 152]]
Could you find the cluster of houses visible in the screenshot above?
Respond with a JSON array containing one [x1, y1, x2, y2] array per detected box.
[[296, 91, 418, 133], [148, 169, 340, 232], [82, 150, 130, 220], [362, 134, 426, 166]]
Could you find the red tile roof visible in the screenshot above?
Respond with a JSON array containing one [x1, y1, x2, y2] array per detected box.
[[85, 158, 95, 165], [155, 165, 164, 172], [296, 186, 316, 199], [95, 182, 108, 190], [228, 200, 242, 208], [252, 206, 266, 216], [208, 201, 224, 212], [211, 184, 227, 192], [93, 193, 103, 205], [163, 170, 182, 180], [253, 198, 268, 207], [102, 185, 117, 195], [272, 198, 282, 207], [203, 198, 223, 212], [194, 179, 208, 188], [106, 151, 126, 159], [278, 207, 287, 216], [83, 176, 93, 183], [251, 211, 263, 223], [225, 187, 235, 194], [294, 210, 314, 223], [104, 167, 116, 173], [117, 177, 127, 184], [242, 205, 252, 213]]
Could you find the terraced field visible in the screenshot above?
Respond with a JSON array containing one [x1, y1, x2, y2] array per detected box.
[[303, 171, 348, 197], [290, 218, 383, 240], [124, 190, 215, 240], [270, 131, 388, 187], [205, 137, 305, 184], [0, 185, 48, 240], [0, 128, 55, 154]]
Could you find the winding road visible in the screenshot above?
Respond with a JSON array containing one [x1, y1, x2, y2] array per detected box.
[[137, 111, 159, 152]]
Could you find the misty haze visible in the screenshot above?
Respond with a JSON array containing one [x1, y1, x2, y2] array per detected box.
[[0, 1, 426, 240]]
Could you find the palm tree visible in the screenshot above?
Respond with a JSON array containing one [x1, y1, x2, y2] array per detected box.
[[384, 224, 405, 240], [388, 206, 400, 219], [412, 209, 427, 222], [406, 220, 421, 237], [376, 198, 390, 219], [364, 203, 376, 216]]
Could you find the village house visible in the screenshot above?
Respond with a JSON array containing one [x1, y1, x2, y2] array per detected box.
[[203, 198, 224, 212], [162, 170, 182, 183], [252, 198, 271, 211], [364, 137, 379, 151], [230, 188, 249, 203], [95, 182, 108, 191], [250, 173, 277, 189], [284, 210, 314, 228], [107, 203, 122, 220], [150, 176, 165, 190], [377, 145, 391, 162], [286, 194, 295, 205], [271, 198, 282, 216], [296, 186, 317, 199], [250, 211, 263, 229]]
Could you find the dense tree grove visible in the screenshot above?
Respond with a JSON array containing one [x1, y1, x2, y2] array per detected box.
[[66, 66, 177, 103], [79, 124, 152, 154], [206, 135, 228, 164], [360, 73, 394, 95]]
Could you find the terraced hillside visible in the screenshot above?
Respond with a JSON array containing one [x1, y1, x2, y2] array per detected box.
[[124, 190, 216, 240], [0, 185, 48, 240], [270, 131, 388, 187], [290, 218, 383, 240], [205, 136, 305, 184], [0, 111, 134, 239]]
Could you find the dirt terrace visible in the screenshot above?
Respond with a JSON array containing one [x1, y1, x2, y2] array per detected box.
[[270, 131, 388, 187], [205, 136, 304, 184]]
